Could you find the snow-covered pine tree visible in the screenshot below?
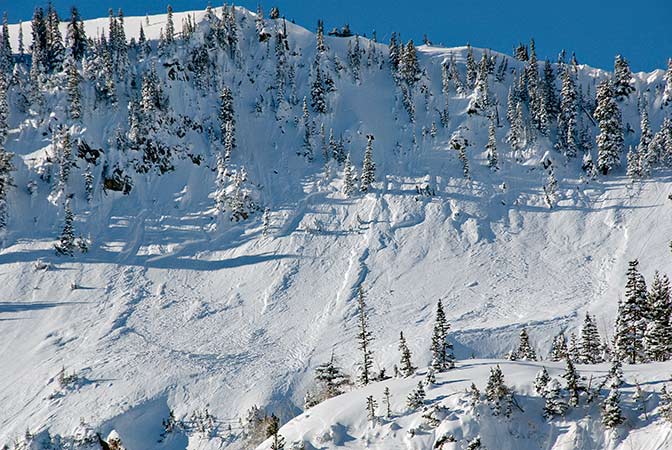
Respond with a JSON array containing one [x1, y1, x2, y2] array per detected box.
[[388, 32, 399, 70], [549, 332, 568, 361], [316, 19, 326, 53], [311, 64, 327, 113], [55, 199, 76, 256], [467, 53, 490, 115], [486, 115, 498, 170], [644, 271, 672, 361], [398, 331, 416, 377], [579, 313, 602, 364], [356, 285, 375, 385], [219, 86, 236, 148], [66, 6, 87, 61], [595, 80, 624, 175], [30, 7, 48, 87], [315, 352, 350, 400], [534, 367, 551, 395], [383, 386, 392, 418], [360, 135, 375, 192], [84, 164, 94, 204], [262, 208, 271, 237], [214, 153, 228, 214], [613, 55, 635, 100], [0, 14, 11, 74], [568, 332, 580, 362], [468, 382, 481, 408], [267, 414, 285, 450], [601, 384, 625, 428], [663, 58, 672, 105], [46, 4, 65, 73], [485, 365, 512, 417], [465, 44, 477, 89], [398, 40, 420, 85], [507, 102, 526, 151], [465, 437, 482, 450], [543, 378, 567, 419], [516, 328, 537, 361], [406, 381, 426, 410], [562, 357, 581, 407], [626, 146, 642, 180], [660, 385, 672, 422], [66, 58, 81, 121], [0, 141, 14, 230], [58, 128, 74, 193], [557, 66, 577, 157], [366, 395, 378, 423], [638, 102, 654, 175], [614, 259, 648, 364], [430, 300, 454, 372], [542, 59, 558, 118], [343, 153, 356, 197], [543, 165, 558, 209]]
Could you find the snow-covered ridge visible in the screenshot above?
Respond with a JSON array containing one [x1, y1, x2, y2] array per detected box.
[[0, 3, 671, 449]]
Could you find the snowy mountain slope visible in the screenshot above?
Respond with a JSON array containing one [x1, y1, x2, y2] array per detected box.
[[257, 360, 672, 450], [0, 4, 671, 449]]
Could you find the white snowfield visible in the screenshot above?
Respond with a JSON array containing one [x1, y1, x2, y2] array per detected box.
[[0, 4, 670, 450], [256, 360, 672, 450]]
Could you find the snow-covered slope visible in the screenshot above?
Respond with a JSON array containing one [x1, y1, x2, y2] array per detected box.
[[0, 4, 671, 449], [257, 360, 672, 450]]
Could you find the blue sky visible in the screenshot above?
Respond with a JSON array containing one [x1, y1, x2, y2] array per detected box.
[[3, 0, 671, 72]]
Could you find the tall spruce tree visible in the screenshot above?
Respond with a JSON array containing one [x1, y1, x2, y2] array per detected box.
[[356, 286, 374, 385], [430, 300, 454, 372], [315, 352, 350, 400], [343, 153, 356, 197], [549, 332, 568, 361], [359, 135, 375, 192], [562, 357, 581, 407], [644, 272, 672, 361], [601, 384, 625, 428], [66, 6, 87, 61], [614, 259, 649, 364], [579, 313, 602, 364], [486, 115, 498, 170], [613, 55, 635, 99], [595, 80, 624, 174], [0, 142, 14, 230], [516, 328, 537, 361], [485, 365, 512, 417], [55, 199, 76, 256], [398, 331, 416, 377]]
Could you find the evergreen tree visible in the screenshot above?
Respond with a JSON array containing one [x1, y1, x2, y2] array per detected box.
[[638, 103, 654, 175], [469, 382, 481, 408], [66, 58, 81, 120], [430, 300, 454, 372], [165, 5, 175, 45], [595, 80, 624, 175], [356, 285, 374, 385], [58, 128, 74, 192], [557, 66, 577, 157], [315, 352, 350, 400], [0, 74, 7, 146], [366, 395, 378, 423], [568, 332, 580, 362], [388, 32, 399, 70], [406, 381, 425, 410], [660, 385, 672, 422], [543, 165, 558, 209], [84, 164, 94, 204], [516, 328, 537, 361], [533, 367, 551, 395], [46, 4, 65, 72], [360, 135, 375, 192], [613, 55, 635, 99], [549, 332, 568, 361], [562, 357, 581, 407], [543, 378, 567, 419], [0, 142, 14, 230], [485, 113, 499, 170], [30, 7, 48, 86], [614, 259, 648, 363], [0, 14, 12, 74], [485, 365, 512, 417], [219, 86, 236, 151], [644, 272, 672, 361], [626, 146, 642, 179], [398, 331, 416, 377], [342, 153, 357, 196], [316, 19, 326, 53], [465, 44, 477, 89], [601, 384, 625, 428], [66, 6, 87, 61], [55, 199, 76, 256], [664, 58, 672, 105], [267, 415, 285, 450], [262, 208, 271, 236], [383, 386, 392, 418], [542, 59, 558, 118], [398, 40, 420, 85], [310, 64, 327, 113], [580, 313, 602, 364]]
